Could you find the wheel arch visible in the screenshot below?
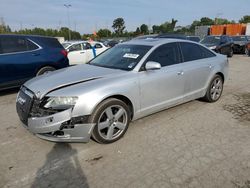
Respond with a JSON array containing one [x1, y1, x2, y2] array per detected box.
[[215, 72, 224, 83], [94, 94, 134, 120]]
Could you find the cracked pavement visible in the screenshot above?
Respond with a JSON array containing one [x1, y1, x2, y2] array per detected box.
[[0, 55, 250, 188]]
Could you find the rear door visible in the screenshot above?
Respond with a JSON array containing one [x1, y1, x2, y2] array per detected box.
[[67, 43, 86, 64], [139, 42, 185, 115], [179, 42, 216, 100], [0, 36, 41, 88]]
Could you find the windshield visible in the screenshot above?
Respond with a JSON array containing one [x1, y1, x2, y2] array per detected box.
[[89, 44, 152, 71], [232, 36, 247, 42], [62, 43, 71, 49], [201, 36, 221, 45]]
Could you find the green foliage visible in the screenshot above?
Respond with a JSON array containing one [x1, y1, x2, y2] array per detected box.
[[140, 24, 149, 34], [112, 17, 126, 35], [97, 29, 112, 38], [12, 27, 81, 40], [152, 18, 178, 34], [239, 15, 250, 23]]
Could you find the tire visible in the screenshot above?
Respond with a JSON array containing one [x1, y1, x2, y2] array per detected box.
[[203, 74, 224, 103], [36, 66, 56, 76], [227, 48, 233, 58], [89, 98, 131, 144]]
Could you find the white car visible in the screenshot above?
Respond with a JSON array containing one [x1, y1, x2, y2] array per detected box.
[[62, 41, 109, 65]]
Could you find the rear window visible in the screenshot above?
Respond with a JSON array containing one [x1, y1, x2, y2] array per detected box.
[[37, 37, 63, 48]]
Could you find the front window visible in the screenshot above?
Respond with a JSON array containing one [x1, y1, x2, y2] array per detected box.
[[200, 36, 221, 45], [89, 44, 152, 71]]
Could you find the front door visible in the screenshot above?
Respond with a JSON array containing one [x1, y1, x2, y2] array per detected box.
[[138, 42, 185, 116]]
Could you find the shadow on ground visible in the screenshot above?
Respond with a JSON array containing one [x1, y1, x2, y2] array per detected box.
[[31, 143, 89, 188], [0, 88, 19, 96]]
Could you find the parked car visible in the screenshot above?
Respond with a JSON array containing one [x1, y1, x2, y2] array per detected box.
[[0, 34, 69, 91], [135, 34, 200, 42], [16, 38, 228, 144], [200, 35, 234, 57], [186, 36, 200, 42], [231, 35, 250, 54], [62, 41, 108, 65]]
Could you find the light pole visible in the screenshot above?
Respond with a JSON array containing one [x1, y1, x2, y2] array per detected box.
[[64, 4, 71, 40]]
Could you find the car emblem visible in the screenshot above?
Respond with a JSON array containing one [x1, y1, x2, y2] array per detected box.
[[17, 96, 26, 105]]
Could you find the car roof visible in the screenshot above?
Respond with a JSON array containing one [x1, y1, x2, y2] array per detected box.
[[123, 38, 192, 47], [0, 34, 56, 39]]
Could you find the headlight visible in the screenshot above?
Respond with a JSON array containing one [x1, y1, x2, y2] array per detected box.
[[209, 46, 217, 50], [43, 97, 78, 110]]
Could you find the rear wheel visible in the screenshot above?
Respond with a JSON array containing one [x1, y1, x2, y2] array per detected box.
[[203, 75, 224, 103], [36, 66, 55, 76], [89, 98, 131, 144]]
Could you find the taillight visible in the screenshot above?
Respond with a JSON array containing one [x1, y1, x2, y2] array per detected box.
[[60, 49, 68, 57]]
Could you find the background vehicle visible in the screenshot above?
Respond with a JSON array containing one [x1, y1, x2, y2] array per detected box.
[[0, 34, 69, 91], [200, 35, 234, 57], [135, 34, 200, 42], [16, 38, 228, 144], [62, 41, 108, 65], [246, 42, 250, 56], [231, 35, 250, 54]]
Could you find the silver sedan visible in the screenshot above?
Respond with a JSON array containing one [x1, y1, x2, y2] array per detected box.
[[16, 38, 228, 144]]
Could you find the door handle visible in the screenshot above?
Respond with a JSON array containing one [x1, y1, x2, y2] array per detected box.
[[177, 71, 184, 75], [80, 52, 85, 54]]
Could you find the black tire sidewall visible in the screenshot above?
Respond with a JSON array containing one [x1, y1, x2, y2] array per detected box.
[[89, 98, 131, 144]]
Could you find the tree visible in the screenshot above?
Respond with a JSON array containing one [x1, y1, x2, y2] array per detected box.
[[239, 15, 250, 23], [112, 17, 125, 35], [215, 18, 235, 25], [200, 17, 214, 25], [97, 29, 111, 38], [140, 24, 149, 34]]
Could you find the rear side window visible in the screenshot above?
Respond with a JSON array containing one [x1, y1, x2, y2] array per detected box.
[[147, 42, 181, 67], [0, 36, 39, 54], [37, 37, 63, 48], [68, 44, 82, 52], [199, 45, 216, 58], [180, 42, 208, 62]]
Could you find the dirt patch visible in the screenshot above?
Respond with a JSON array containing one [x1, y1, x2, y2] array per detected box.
[[232, 180, 250, 188], [223, 93, 250, 122]]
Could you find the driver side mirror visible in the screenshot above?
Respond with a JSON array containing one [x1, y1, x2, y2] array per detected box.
[[145, 61, 161, 70]]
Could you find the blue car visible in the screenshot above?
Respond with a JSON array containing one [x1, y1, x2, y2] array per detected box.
[[0, 34, 69, 90]]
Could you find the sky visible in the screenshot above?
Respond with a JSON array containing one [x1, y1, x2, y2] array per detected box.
[[0, 0, 249, 34]]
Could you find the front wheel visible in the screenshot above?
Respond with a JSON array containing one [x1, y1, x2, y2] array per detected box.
[[89, 98, 131, 144], [203, 75, 224, 103]]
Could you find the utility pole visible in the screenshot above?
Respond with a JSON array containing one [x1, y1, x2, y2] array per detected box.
[[64, 4, 72, 40]]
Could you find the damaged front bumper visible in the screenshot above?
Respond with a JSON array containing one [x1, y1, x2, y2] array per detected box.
[[22, 109, 95, 142]]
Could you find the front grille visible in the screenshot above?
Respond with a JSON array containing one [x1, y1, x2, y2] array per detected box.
[[16, 87, 34, 125]]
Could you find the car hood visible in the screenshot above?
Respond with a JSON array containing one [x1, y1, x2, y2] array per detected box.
[[24, 64, 125, 99]]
